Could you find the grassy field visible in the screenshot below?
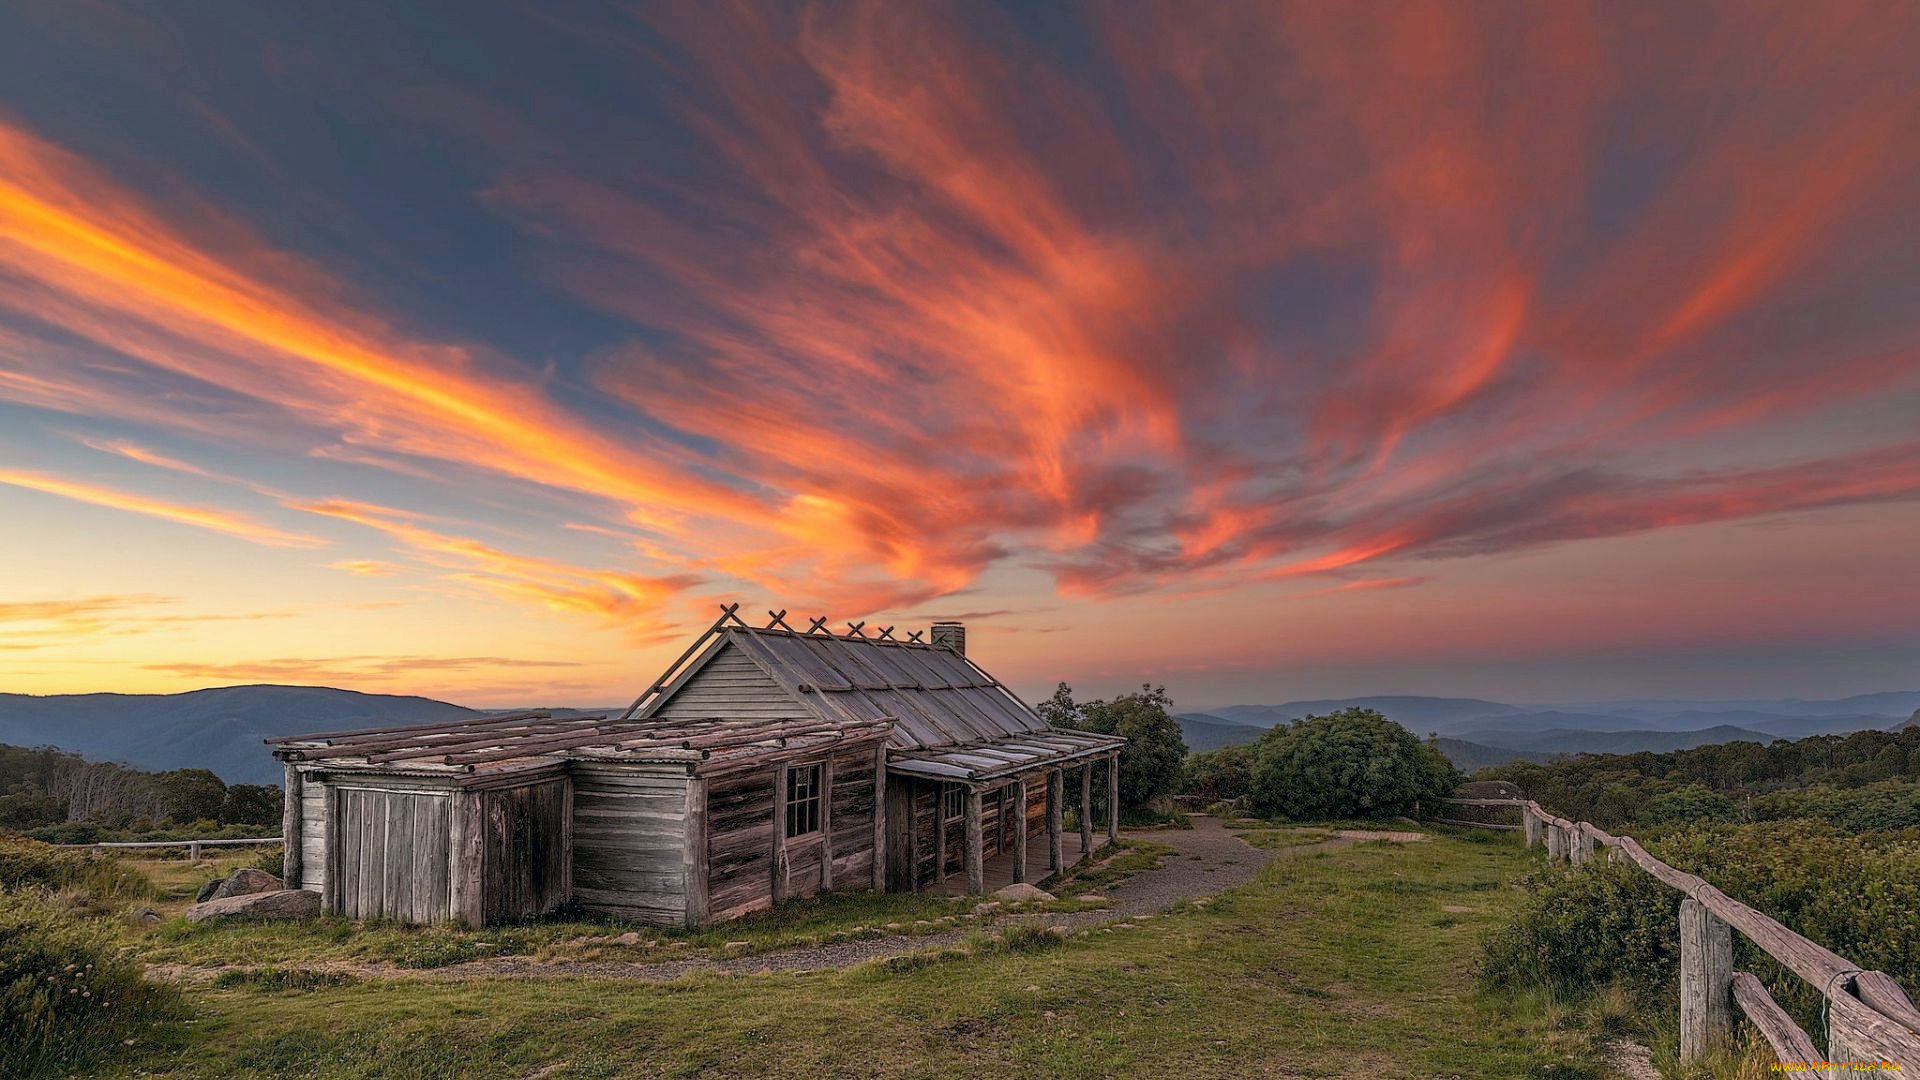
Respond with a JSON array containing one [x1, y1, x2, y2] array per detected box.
[[97, 827, 1610, 1079]]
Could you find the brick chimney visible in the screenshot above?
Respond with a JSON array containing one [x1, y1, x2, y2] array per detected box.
[[929, 621, 966, 656]]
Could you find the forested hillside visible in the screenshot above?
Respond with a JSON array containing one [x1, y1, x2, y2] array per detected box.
[[1479, 724, 1920, 832], [0, 744, 281, 843]]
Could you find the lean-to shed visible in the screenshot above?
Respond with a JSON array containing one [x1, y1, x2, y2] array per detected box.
[[269, 607, 1124, 927]]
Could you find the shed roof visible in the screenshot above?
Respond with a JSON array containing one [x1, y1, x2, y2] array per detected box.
[[268, 710, 891, 777], [631, 612, 1126, 781]]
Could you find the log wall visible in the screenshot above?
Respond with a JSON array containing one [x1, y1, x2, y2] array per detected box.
[[570, 764, 692, 925], [706, 768, 776, 922], [298, 775, 328, 891]]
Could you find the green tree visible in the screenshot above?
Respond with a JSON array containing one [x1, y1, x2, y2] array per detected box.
[[153, 769, 226, 825], [1035, 682, 1080, 728], [1071, 684, 1189, 810], [1179, 745, 1254, 803], [219, 783, 283, 827], [1248, 708, 1458, 820]]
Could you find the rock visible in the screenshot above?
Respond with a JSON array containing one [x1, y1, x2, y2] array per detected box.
[[195, 879, 222, 903], [1075, 894, 1107, 903], [723, 940, 751, 951], [992, 883, 1054, 903], [185, 888, 321, 924], [206, 868, 283, 902], [127, 907, 162, 926], [972, 901, 1000, 916], [611, 932, 642, 946]]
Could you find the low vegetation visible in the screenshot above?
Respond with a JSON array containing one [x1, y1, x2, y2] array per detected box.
[[1, 867, 181, 1077], [90, 828, 1603, 1079]]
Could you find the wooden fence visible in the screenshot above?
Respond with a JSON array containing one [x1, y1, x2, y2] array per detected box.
[[53, 836, 283, 861], [1441, 797, 1920, 1075]]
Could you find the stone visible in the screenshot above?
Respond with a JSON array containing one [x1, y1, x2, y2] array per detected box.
[[206, 867, 284, 902], [195, 879, 222, 903], [184, 888, 320, 924], [992, 883, 1054, 903], [611, 932, 642, 946], [972, 901, 1001, 916], [127, 907, 162, 926], [1075, 894, 1107, 903], [723, 940, 751, 951]]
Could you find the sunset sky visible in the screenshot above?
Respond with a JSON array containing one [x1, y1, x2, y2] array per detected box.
[[2, 2, 1917, 710]]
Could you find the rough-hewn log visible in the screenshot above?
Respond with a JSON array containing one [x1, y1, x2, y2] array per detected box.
[[1079, 762, 1093, 858], [1732, 971, 1822, 1070], [935, 783, 948, 885], [450, 788, 484, 926], [820, 756, 834, 892], [684, 777, 709, 927], [1571, 827, 1596, 865], [1681, 898, 1735, 1062], [1545, 823, 1566, 861], [1012, 776, 1029, 884], [871, 746, 888, 892], [1829, 982, 1920, 1068], [965, 789, 984, 894], [281, 765, 303, 885], [1047, 769, 1063, 872], [1107, 754, 1121, 843], [771, 763, 788, 904], [1521, 805, 1541, 848]]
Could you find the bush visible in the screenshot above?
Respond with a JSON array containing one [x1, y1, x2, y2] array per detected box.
[[0, 893, 181, 1076], [1479, 860, 1681, 995], [1248, 708, 1459, 820]]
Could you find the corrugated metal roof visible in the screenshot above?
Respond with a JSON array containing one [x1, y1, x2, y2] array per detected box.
[[698, 627, 1054, 751], [886, 729, 1126, 782]]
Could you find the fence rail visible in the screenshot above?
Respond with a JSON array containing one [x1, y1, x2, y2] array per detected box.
[[52, 836, 283, 860], [1437, 797, 1920, 1075]]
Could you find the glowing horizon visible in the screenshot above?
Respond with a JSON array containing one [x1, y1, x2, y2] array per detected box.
[[1, 3, 1916, 710]]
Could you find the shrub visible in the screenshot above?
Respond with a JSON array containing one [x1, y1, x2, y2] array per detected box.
[[1247, 708, 1458, 820], [0, 893, 181, 1076], [1479, 860, 1681, 995]]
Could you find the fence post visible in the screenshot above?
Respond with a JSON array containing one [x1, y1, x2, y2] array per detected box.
[[1680, 897, 1734, 1062], [188, 840, 202, 862], [1572, 827, 1596, 866], [1522, 806, 1541, 848], [1545, 824, 1565, 862]]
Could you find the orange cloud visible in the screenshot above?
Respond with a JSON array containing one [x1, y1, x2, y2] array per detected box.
[[291, 499, 699, 628], [0, 469, 324, 548]]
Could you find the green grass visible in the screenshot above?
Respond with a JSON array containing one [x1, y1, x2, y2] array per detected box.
[[101, 830, 1605, 1078], [1236, 826, 1335, 849]]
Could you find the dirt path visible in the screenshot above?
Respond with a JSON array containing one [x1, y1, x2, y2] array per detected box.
[[158, 817, 1385, 985], [435, 816, 1308, 981]]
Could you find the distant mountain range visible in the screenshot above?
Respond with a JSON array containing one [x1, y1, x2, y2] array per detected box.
[[1175, 692, 1920, 770], [2, 684, 1914, 785]]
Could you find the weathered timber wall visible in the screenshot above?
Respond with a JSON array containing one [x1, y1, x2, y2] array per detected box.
[[329, 783, 454, 922], [299, 775, 327, 891], [653, 643, 814, 724], [827, 748, 877, 889], [706, 768, 776, 922], [570, 764, 692, 925], [480, 777, 570, 922]]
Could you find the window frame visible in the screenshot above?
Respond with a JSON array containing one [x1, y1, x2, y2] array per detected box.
[[784, 762, 824, 840], [942, 783, 964, 823]]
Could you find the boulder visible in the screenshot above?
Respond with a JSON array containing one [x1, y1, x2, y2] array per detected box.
[[206, 867, 284, 902], [992, 883, 1055, 903], [195, 878, 222, 903], [185, 888, 321, 924]]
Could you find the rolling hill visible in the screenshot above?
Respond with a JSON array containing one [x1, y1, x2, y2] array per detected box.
[[0, 685, 479, 784]]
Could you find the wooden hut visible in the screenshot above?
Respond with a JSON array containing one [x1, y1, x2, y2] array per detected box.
[[268, 606, 1123, 927]]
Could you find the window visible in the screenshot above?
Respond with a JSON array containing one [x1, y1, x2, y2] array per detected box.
[[785, 764, 822, 839], [942, 783, 964, 822]]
